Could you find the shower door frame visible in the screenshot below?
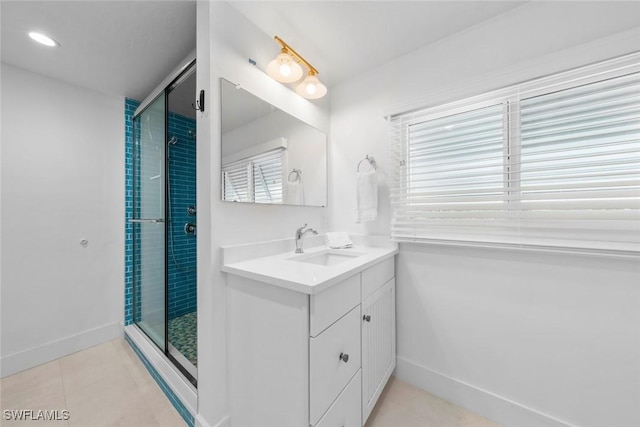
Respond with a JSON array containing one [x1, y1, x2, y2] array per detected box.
[[132, 59, 197, 388], [132, 92, 168, 353], [165, 61, 198, 384]]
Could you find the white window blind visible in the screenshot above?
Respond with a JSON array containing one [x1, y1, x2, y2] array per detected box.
[[390, 55, 640, 255], [253, 149, 284, 203], [223, 163, 251, 202], [222, 148, 285, 203]]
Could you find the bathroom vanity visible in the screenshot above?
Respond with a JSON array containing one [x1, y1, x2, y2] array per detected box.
[[222, 237, 398, 427]]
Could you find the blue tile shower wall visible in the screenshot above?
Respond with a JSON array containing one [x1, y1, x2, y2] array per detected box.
[[125, 98, 139, 325], [167, 112, 197, 320], [125, 99, 197, 325]]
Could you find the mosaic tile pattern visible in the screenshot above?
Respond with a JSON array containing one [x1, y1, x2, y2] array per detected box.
[[168, 311, 198, 366]]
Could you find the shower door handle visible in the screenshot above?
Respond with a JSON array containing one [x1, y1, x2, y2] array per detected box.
[[129, 219, 165, 224]]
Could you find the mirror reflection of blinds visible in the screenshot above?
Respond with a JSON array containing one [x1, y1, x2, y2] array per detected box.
[[222, 148, 285, 203], [390, 57, 640, 255], [223, 165, 250, 202]]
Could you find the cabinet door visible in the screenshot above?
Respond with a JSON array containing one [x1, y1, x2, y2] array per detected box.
[[361, 278, 395, 423]]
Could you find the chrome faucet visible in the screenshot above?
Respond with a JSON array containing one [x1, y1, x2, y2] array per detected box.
[[295, 223, 318, 254]]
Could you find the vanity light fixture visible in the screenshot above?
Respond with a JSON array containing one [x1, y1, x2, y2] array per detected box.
[[28, 31, 58, 47], [267, 36, 327, 100]]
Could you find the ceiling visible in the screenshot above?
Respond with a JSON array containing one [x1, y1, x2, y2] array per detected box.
[[0, 1, 527, 101], [228, 1, 527, 87], [0, 0, 196, 101]]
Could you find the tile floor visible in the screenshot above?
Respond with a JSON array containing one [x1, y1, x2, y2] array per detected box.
[[365, 377, 501, 427], [1, 338, 501, 427], [0, 338, 186, 427], [168, 312, 198, 366]]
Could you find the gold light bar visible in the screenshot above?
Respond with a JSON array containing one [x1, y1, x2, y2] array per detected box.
[[274, 36, 319, 75]]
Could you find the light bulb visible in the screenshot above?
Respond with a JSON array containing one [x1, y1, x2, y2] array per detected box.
[[296, 74, 327, 99], [267, 51, 303, 83], [279, 63, 291, 77], [305, 83, 317, 95]]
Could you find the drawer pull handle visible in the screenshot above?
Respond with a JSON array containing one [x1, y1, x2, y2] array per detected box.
[[363, 315, 371, 322], [339, 352, 349, 363]]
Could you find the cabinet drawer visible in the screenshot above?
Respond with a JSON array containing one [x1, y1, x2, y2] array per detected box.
[[310, 306, 361, 425], [310, 273, 360, 337], [313, 370, 362, 427], [362, 256, 394, 301]]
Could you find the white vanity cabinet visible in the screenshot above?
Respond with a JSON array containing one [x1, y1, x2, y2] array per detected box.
[[361, 258, 396, 422], [226, 254, 396, 427]]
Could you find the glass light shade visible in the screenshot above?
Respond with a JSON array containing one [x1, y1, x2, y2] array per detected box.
[[267, 52, 303, 83], [295, 74, 327, 99]]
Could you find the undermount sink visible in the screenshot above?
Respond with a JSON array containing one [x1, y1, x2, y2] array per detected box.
[[289, 249, 364, 267]]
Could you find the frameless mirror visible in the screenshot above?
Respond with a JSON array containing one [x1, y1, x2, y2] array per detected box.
[[220, 78, 327, 207]]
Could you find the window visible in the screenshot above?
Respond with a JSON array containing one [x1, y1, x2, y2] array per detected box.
[[390, 54, 640, 255], [222, 148, 285, 203]]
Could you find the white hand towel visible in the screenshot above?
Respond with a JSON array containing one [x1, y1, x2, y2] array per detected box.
[[284, 179, 304, 205], [325, 232, 354, 249], [355, 168, 378, 223]]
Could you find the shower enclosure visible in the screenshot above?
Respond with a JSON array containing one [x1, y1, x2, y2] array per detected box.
[[131, 61, 197, 385]]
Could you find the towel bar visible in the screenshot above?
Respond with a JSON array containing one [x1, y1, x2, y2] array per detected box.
[[357, 155, 377, 172], [288, 168, 302, 182]]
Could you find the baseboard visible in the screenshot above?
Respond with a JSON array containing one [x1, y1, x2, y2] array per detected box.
[[395, 356, 577, 427], [1, 322, 122, 378]]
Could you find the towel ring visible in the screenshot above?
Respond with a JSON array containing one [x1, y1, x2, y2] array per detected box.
[[288, 168, 302, 182], [357, 155, 377, 172]]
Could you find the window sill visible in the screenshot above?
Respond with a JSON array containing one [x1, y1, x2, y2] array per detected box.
[[395, 238, 640, 260]]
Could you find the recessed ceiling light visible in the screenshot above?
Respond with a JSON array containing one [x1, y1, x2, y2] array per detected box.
[[28, 32, 58, 47]]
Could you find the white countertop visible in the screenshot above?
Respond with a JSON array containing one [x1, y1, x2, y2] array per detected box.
[[221, 239, 398, 295]]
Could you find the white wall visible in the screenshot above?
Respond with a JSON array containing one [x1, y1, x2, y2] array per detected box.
[[329, 2, 640, 427], [396, 244, 639, 427], [0, 64, 124, 377], [195, 2, 331, 426], [210, 3, 330, 243]]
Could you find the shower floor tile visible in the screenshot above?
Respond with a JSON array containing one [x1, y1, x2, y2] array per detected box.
[[168, 311, 197, 366]]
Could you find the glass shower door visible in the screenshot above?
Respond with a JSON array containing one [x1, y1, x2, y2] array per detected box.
[[132, 94, 167, 349]]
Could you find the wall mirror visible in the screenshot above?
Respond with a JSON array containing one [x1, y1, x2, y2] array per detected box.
[[220, 78, 327, 207]]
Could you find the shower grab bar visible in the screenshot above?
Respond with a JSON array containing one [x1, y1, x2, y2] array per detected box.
[[129, 219, 165, 223]]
